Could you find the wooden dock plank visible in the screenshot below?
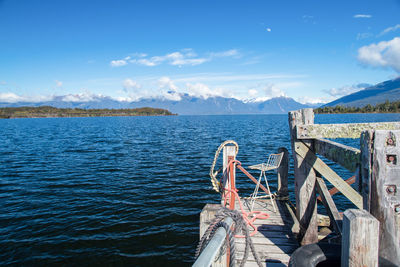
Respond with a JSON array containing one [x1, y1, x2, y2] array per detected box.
[[233, 199, 299, 266]]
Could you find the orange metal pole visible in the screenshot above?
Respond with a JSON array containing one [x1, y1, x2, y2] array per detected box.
[[228, 157, 235, 210], [317, 175, 356, 202], [236, 164, 271, 195]]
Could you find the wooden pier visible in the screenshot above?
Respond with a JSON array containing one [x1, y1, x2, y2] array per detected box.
[[200, 198, 299, 266], [197, 108, 400, 267]]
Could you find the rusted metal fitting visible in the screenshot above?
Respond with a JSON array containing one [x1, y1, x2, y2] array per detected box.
[[387, 138, 395, 146], [395, 205, 400, 213], [387, 155, 397, 165], [386, 185, 396, 194]]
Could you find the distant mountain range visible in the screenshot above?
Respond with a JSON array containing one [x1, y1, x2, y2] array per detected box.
[[0, 94, 310, 115], [323, 77, 400, 108], [3, 77, 398, 114]]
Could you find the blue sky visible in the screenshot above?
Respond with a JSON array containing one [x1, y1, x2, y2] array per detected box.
[[1, 0, 400, 104]]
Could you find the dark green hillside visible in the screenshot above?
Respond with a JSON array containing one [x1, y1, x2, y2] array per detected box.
[[322, 77, 400, 108], [0, 106, 176, 119], [315, 100, 400, 114]]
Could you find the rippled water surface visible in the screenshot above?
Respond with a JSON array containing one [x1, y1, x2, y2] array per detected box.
[[1, 114, 399, 266]]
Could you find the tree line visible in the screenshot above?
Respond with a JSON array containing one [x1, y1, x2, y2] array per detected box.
[[314, 100, 400, 114], [0, 106, 176, 119]]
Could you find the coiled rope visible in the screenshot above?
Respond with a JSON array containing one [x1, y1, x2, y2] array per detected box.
[[195, 207, 263, 267], [209, 140, 239, 192]]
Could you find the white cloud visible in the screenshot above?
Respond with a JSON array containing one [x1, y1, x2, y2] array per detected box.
[[208, 49, 240, 58], [354, 14, 372, 18], [131, 50, 209, 67], [166, 52, 208, 66], [297, 96, 331, 105], [185, 83, 213, 99], [324, 83, 370, 97], [266, 28, 271, 32], [157, 77, 181, 101], [123, 78, 141, 91], [61, 92, 106, 102], [248, 89, 258, 97], [158, 76, 178, 91], [55, 80, 63, 88], [379, 24, 400, 36], [248, 83, 287, 102], [0, 92, 53, 103], [0, 92, 24, 103], [163, 90, 182, 101], [358, 37, 400, 73], [110, 59, 128, 67], [112, 49, 240, 68]]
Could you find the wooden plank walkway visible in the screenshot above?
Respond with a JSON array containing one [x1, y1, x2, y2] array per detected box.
[[234, 198, 299, 267]]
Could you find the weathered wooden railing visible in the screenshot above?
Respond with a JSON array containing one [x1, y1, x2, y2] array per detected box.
[[289, 108, 400, 266]]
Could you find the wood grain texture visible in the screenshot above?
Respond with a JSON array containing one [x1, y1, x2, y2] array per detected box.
[[295, 141, 363, 209], [289, 109, 318, 245], [341, 209, 379, 267], [277, 147, 289, 198], [369, 130, 400, 266], [314, 138, 360, 172], [316, 177, 342, 234], [297, 121, 400, 139]]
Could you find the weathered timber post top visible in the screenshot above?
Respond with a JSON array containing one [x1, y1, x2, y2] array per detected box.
[[289, 108, 400, 266]]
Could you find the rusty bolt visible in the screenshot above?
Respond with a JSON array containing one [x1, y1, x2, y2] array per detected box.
[[387, 185, 396, 194], [395, 205, 400, 213], [387, 138, 394, 146]]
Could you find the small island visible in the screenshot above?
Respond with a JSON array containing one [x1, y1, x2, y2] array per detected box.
[[0, 106, 176, 119]]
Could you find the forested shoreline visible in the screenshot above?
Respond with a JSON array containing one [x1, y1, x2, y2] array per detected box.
[[314, 100, 400, 114], [0, 106, 176, 118]]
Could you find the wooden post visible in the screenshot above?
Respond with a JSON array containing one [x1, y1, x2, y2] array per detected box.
[[288, 108, 318, 245], [277, 147, 289, 198], [361, 130, 400, 266], [360, 130, 374, 210], [341, 209, 379, 267], [223, 145, 236, 209]]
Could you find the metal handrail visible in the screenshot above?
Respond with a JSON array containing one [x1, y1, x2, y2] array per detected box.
[[192, 217, 233, 267]]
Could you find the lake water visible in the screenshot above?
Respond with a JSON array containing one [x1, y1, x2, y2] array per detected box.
[[1, 113, 399, 266]]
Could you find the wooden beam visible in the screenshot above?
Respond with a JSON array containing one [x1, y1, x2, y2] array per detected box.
[[297, 121, 400, 139], [341, 209, 379, 267], [295, 141, 363, 209], [316, 177, 342, 235], [317, 175, 355, 202], [314, 138, 360, 172], [289, 109, 318, 245]]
